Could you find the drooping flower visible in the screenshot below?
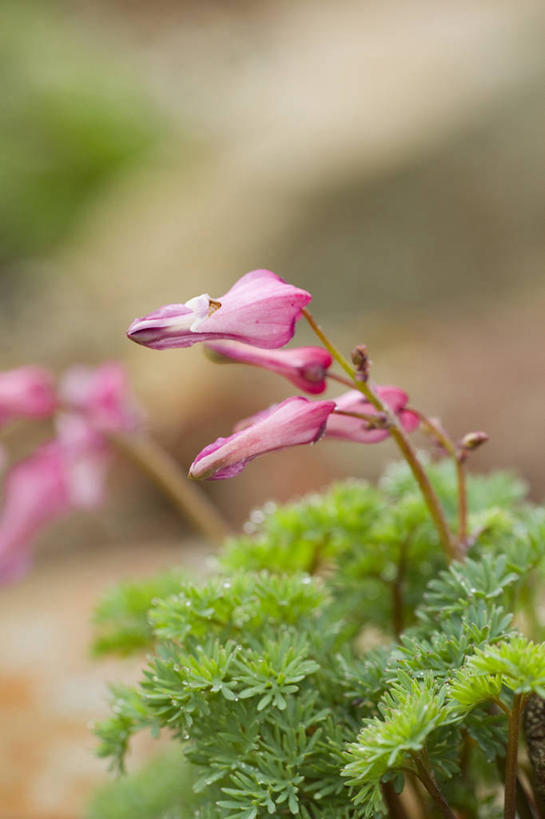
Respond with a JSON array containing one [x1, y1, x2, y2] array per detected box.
[[0, 366, 56, 427], [326, 386, 419, 443], [127, 270, 312, 350], [204, 340, 333, 394], [189, 396, 336, 480], [0, 435, 107, 584], [0, 363, 139, 584], [60, 362, 139, 435]]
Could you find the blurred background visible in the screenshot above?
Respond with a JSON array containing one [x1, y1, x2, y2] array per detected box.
[[1, 0, 545, 815]]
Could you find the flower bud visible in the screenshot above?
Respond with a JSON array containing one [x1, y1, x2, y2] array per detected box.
[[204, 341, 332, 394], [460, 431, 489, 451], [189, 397, 335, 480], [351, 345, 370, 381]]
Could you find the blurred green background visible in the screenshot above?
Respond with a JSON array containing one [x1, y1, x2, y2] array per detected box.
[[1, 0, 545, 815]]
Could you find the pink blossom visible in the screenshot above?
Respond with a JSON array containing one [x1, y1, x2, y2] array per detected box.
[[326, 386, 419, 443], [127, 270, 312, 350], [0, 437, 106, 584], [0, 366, 56, 427], [0, 363, 138, 584], [205, 341, 332, 394], [60, 362, 139, 435], [189, 396, 336, 480]]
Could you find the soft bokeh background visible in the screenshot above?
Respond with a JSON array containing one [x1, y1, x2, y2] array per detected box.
[[2, 0, 545, 815]]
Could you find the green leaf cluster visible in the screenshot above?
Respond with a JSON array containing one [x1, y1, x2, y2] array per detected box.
[[92, 462, 545, 817]]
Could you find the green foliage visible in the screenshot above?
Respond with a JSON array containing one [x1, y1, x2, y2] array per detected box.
[[92, 463, 545, 817], [93, 570, 185, 656], [86, 750, 198, 819], [343, 673, 453, 814], [452, 635, 545, 708], [95, 683, 157, 774]]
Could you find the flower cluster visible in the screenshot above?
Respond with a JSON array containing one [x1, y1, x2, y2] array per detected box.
[[0, 363, 136, 582], [127, 269, 419, 479]]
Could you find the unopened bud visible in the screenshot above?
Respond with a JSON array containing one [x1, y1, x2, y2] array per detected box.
[[351, 345, 370, 382], [461, 431, 489, 451]]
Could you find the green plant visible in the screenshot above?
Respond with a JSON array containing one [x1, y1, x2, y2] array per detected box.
[[92, 462, 545, 818]]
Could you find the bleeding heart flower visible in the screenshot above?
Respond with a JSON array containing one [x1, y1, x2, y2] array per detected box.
[[0, 433, 108, 584], [127, 270, 312, 350], [189, 396, 336, 480], [60, 362, 139, 434], [0, 366, 56, 428], [0, 363, 139, 584], [326, 386, 419, 443], [204, 340, 332, 394]]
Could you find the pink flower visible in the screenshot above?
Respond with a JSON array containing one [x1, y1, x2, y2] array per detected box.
[[189, 396, 336, 480], [60, 362, 139, 435], [205, 341, 332, 394], [326, 386, 419, 443], [0, 436, 106, 584], [0, 366, 56, 427], [0, 363, 138, 584], [127, 270, 312, 350]]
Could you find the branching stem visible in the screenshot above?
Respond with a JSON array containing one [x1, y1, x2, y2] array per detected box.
[[326, 371, 356, 389], [332, 408, 389, 428], [302, 309, 459, 560]]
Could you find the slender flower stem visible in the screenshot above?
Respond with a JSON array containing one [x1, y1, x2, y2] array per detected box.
[[389, 425, 460, 561], [505, 694, 525, 819], [302, 309, 357, 382], [302, 307, 459, 559], [107, 430, 232, 546], [457, 458, 468, 545], [302, 309, 458, 560], [412, 753, 457, 819], [325, 371, 356, 389], [416, 412, 468, 548], [332, 408, 389, 427]]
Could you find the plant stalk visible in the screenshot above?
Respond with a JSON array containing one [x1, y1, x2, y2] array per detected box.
[[302, 309, 458, 560], [381, 780, 410, 819], [412, 753, 457, 819], [332, 408, 389, 427], [456, 457, 468, 545], [107, 429, 232, 546], [325, 371, 356, 388], [415, 413, 468, 549], [505, 694, 524, 819]]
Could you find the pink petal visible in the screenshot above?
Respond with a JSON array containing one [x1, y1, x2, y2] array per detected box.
[[127, 270, 311, 351], [60, 363, 139, 433], [0, 444, 70, 584], [205, 341, 332, 394], [190, 396, 335, 480], [0, 366, 56, 427], [326, 385, 416, 444]]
